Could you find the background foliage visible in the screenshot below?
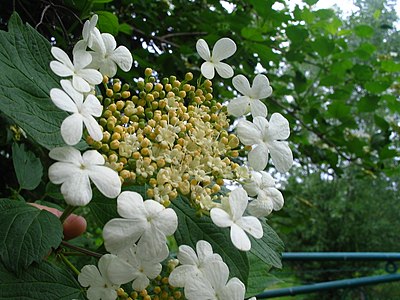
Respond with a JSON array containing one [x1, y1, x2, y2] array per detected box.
[[0, 0, 399, 299]]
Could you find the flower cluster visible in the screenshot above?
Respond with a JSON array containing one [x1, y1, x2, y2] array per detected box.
[[46, 13, 294, 300]]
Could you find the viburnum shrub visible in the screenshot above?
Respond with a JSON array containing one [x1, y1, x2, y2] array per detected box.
[[0, 13, 293, 300]]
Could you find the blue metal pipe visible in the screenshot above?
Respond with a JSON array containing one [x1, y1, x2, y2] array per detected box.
[[255, 273, 400, 298], [282, 252, 400, 262]]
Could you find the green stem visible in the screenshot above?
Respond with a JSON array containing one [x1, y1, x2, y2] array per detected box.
[[61, 241, 102, 258], [59, 253, 80, 276], [59, 205, 77, 223]]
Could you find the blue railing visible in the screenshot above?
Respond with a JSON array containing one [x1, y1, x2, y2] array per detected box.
[[255, 252, 400, 298]]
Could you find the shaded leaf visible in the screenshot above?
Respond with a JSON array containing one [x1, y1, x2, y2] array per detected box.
[[12, 143, 43, 190], [0, 199, 63, 275], [0, 13, 66, 149], [0, 260, 85, 299]]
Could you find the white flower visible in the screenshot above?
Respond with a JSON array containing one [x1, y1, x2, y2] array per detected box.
[[48, 146, 121, 206], [196, 37, 236, 79], [227, 74, 272, 118], [243, 171, 284, 217], [50, 80, 102, 145], [82, 14, 104, 52], [50, 46, 102, 92], [109, 244, 169, 291], [89, 33, 133, 77], [169, 240, 223, 288], [103, 191, 178, 257], [184, 260, 246, 300], [210, 188, 263, 251], [236, 113, 293, 173], [78, 254, 133, 300]]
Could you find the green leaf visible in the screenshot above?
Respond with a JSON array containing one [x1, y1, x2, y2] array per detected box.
[[96, 11, 119, 36], [0, 260, 85, 299], [0, 13, 67, 150], [355, 43, 376, 60], [93, 0, 114, 2], [245, 252, 274, 297], [241, 27, 265, 42], [87, 189, 118, 227], [249, 222, 284, 269], [286, 26, 309, 45], [354, 24, 374, 38], [172, 196, 249, 284], [311, 37, 334, 57], [0, 199, 63, 275], [365, 81, 390, 94], [326, 100, 351, 120], [381, 60, 400, 73], [12, 143, 43, 190], [119, 23, 133, 35], [357, 95, 380, 112]]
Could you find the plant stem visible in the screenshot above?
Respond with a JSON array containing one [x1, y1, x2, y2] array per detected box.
[[61, 241, 102, 258], [59, 253, 80, 276], [59, 205, 77, 223]]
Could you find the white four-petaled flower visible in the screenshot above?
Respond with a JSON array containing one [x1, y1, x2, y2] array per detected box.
[[210, 188, 263, 251], [184, 260, 246, 300], [50, 80, 103, 145], [243, 171, 284, 217], [78, 254, 133, 300], [169, 240, 223, 288], [103, 191, 178, 258], [48, 146, 121, 206], [236, 113, 293, 173], [196, 37, 236, 79], [108, 244, 169, 292], [227, 74, 272, 118], [89, 33, 133, 77], [50, 46, 102, 93]]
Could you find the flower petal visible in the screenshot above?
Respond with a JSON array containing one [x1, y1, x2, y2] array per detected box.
[[214, 61, 234, 78], [82, 94, 102, 116], [78, 265, 103, 287], [268, 141, 293, 173], [49, 146, 82, 163], [219, 277, 245, 300], [101, 33, 117, 54], [251, 74, 273, 99], [249, 99, 267, 118], [60, 171, 92, 206], [77, 68, 103, 85], [51, 47, 74, 69], [83, 115, 103, 141], [48, 162, 79, 184], [268, 113, 290, 140], [117, 191, 146, 219], [228, 188, 248, 221], [111, 46, 133, 72], [177, 245, 198, 265], [196, 39, 211, 61], [50, 88, 78, 113], [82, 149, 105, 165], [107, 256, 136, 284], [49, 61, 74, 77], [132, 274, 150, 291], [87, 287, 117, 300], [169, 265, 198, 287], [61, 113, 84, 145], [196, 240, 214, 262], [153, 207, 178, 236], [248, 197, 273, 217], [202, 260, 229, 291], [230, 223, 251, 251], [232, 75, 251, 96], [210, 207, 233, 228], [227, 96, 249, 117], [103, 218, 147, 253], [200, 61, 215, 79], [236, 120, 263, 146], [73, 50, 92, 70], [237, 216, 263, 239], [72, 75, 91, 93], [60, 79, 84, 107], [100, 60, 118, 78], [248, 144, 269, 171], [88, 165, 121, 198], [212, 37, 236, 61]]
